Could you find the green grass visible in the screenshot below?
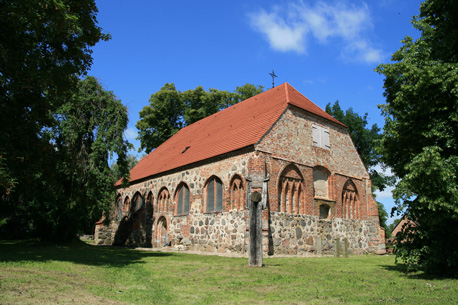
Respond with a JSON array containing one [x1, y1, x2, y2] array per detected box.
[[1, 240, 457, 304]]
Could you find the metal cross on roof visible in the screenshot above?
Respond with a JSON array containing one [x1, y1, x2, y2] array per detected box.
[[269, 70, 277, 88]]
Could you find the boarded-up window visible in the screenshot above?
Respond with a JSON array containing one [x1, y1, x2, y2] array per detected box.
[[313, 167, 330, 198], [312, 124, 330, 149], [206, 176, 223, 213], [176, 183, 190, 215]]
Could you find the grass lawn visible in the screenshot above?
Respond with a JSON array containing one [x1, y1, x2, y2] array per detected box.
[[1, 240, 457, 304]]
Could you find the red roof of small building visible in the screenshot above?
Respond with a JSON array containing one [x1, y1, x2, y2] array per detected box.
[[116, 83, 345, 186]]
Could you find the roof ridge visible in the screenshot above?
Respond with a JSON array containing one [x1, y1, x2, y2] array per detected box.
[[284, 82, 290, 104]]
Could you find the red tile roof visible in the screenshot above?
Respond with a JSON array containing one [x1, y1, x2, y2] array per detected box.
[[116, 83, 345, 186]]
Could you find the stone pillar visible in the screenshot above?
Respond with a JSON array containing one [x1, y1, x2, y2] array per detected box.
[[343, 238, 349, 258], [316, 235, 323, 256], [335, 238, 341, 257], [249, 191, 263, 267], [247, 153, 269, 267]]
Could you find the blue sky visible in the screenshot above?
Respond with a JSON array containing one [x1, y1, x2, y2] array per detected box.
[[89, 0, 424, 223]]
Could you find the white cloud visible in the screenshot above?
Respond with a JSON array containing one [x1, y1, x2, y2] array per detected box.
[[124, 127, 138, 142], [373, 185, 394, 200], [249, 1, 383, 64], [249, 9, 307, 53]]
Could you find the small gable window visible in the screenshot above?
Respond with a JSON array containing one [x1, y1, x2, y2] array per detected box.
[[206, 176, 223, 213], [176, 183, 190, 215], [312, 124, 330, 149]]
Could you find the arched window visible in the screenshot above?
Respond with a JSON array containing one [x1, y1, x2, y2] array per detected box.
[[175, 183, 190, 215], [230, 175, 244, 210], [123, 196, 131, 213], [278, 165, 304, 214], [158, 187, 170, 213], [342, 180, 359, 219], [131, 192, 144, 213], [206, 176, 223, 213], [313, 166, 330, 198], [146, 192, 154, 209]]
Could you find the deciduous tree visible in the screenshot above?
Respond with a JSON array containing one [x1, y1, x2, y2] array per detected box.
[[54, 76, 131, 238], [0, 0, 110, 240], [375, 0, 458, 275]]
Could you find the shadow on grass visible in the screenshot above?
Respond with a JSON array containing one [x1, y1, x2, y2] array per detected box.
[[380, 264, 457, 280], [0, 239, 173, 267]]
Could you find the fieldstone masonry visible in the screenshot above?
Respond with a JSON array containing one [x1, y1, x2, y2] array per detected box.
[[95, 87, 386, 256]]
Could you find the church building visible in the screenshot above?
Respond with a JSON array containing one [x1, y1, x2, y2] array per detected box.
[[94, 83, 386, 256]]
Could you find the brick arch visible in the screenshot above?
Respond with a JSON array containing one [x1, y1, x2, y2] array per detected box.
[[131, 192, 144, 214], [342, 179, 360, 220], [157, 187, 171, 214], [123, 196, 131, 214], [229, 174, 246, 211], [146, 191, 154, 208], [174, 181, 191, 215], [204, 175, 224, 213], [154, 216, 169, 247], [277, 164, 305, 214]]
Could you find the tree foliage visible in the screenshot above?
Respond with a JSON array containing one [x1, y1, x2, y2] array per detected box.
[[111, 154, 141, 182], [387, 218, 402, 238], [54, 77, 131, 235], [1, 77, 131, 241], [0, 0, 109, 174], [137, 83, 264, 153], [0, 1, 125, 241], [375, 0, 458, 275], [325, 101, 393, 231]]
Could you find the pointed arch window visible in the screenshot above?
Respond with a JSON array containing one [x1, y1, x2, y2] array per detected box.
[[206, 176, 223, 213], [278, 165, 304, 214], [146, 192, 154, 209], [132, 193, 144, 213], [342, 180, 359, 219], [123, 197, 131, 213], [158, 188, 170, 213], [230, 175, 244, 210], [175, 183, 190, 215]]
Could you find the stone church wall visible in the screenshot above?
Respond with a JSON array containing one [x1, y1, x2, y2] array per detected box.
[[95, 106, 385, 255]]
